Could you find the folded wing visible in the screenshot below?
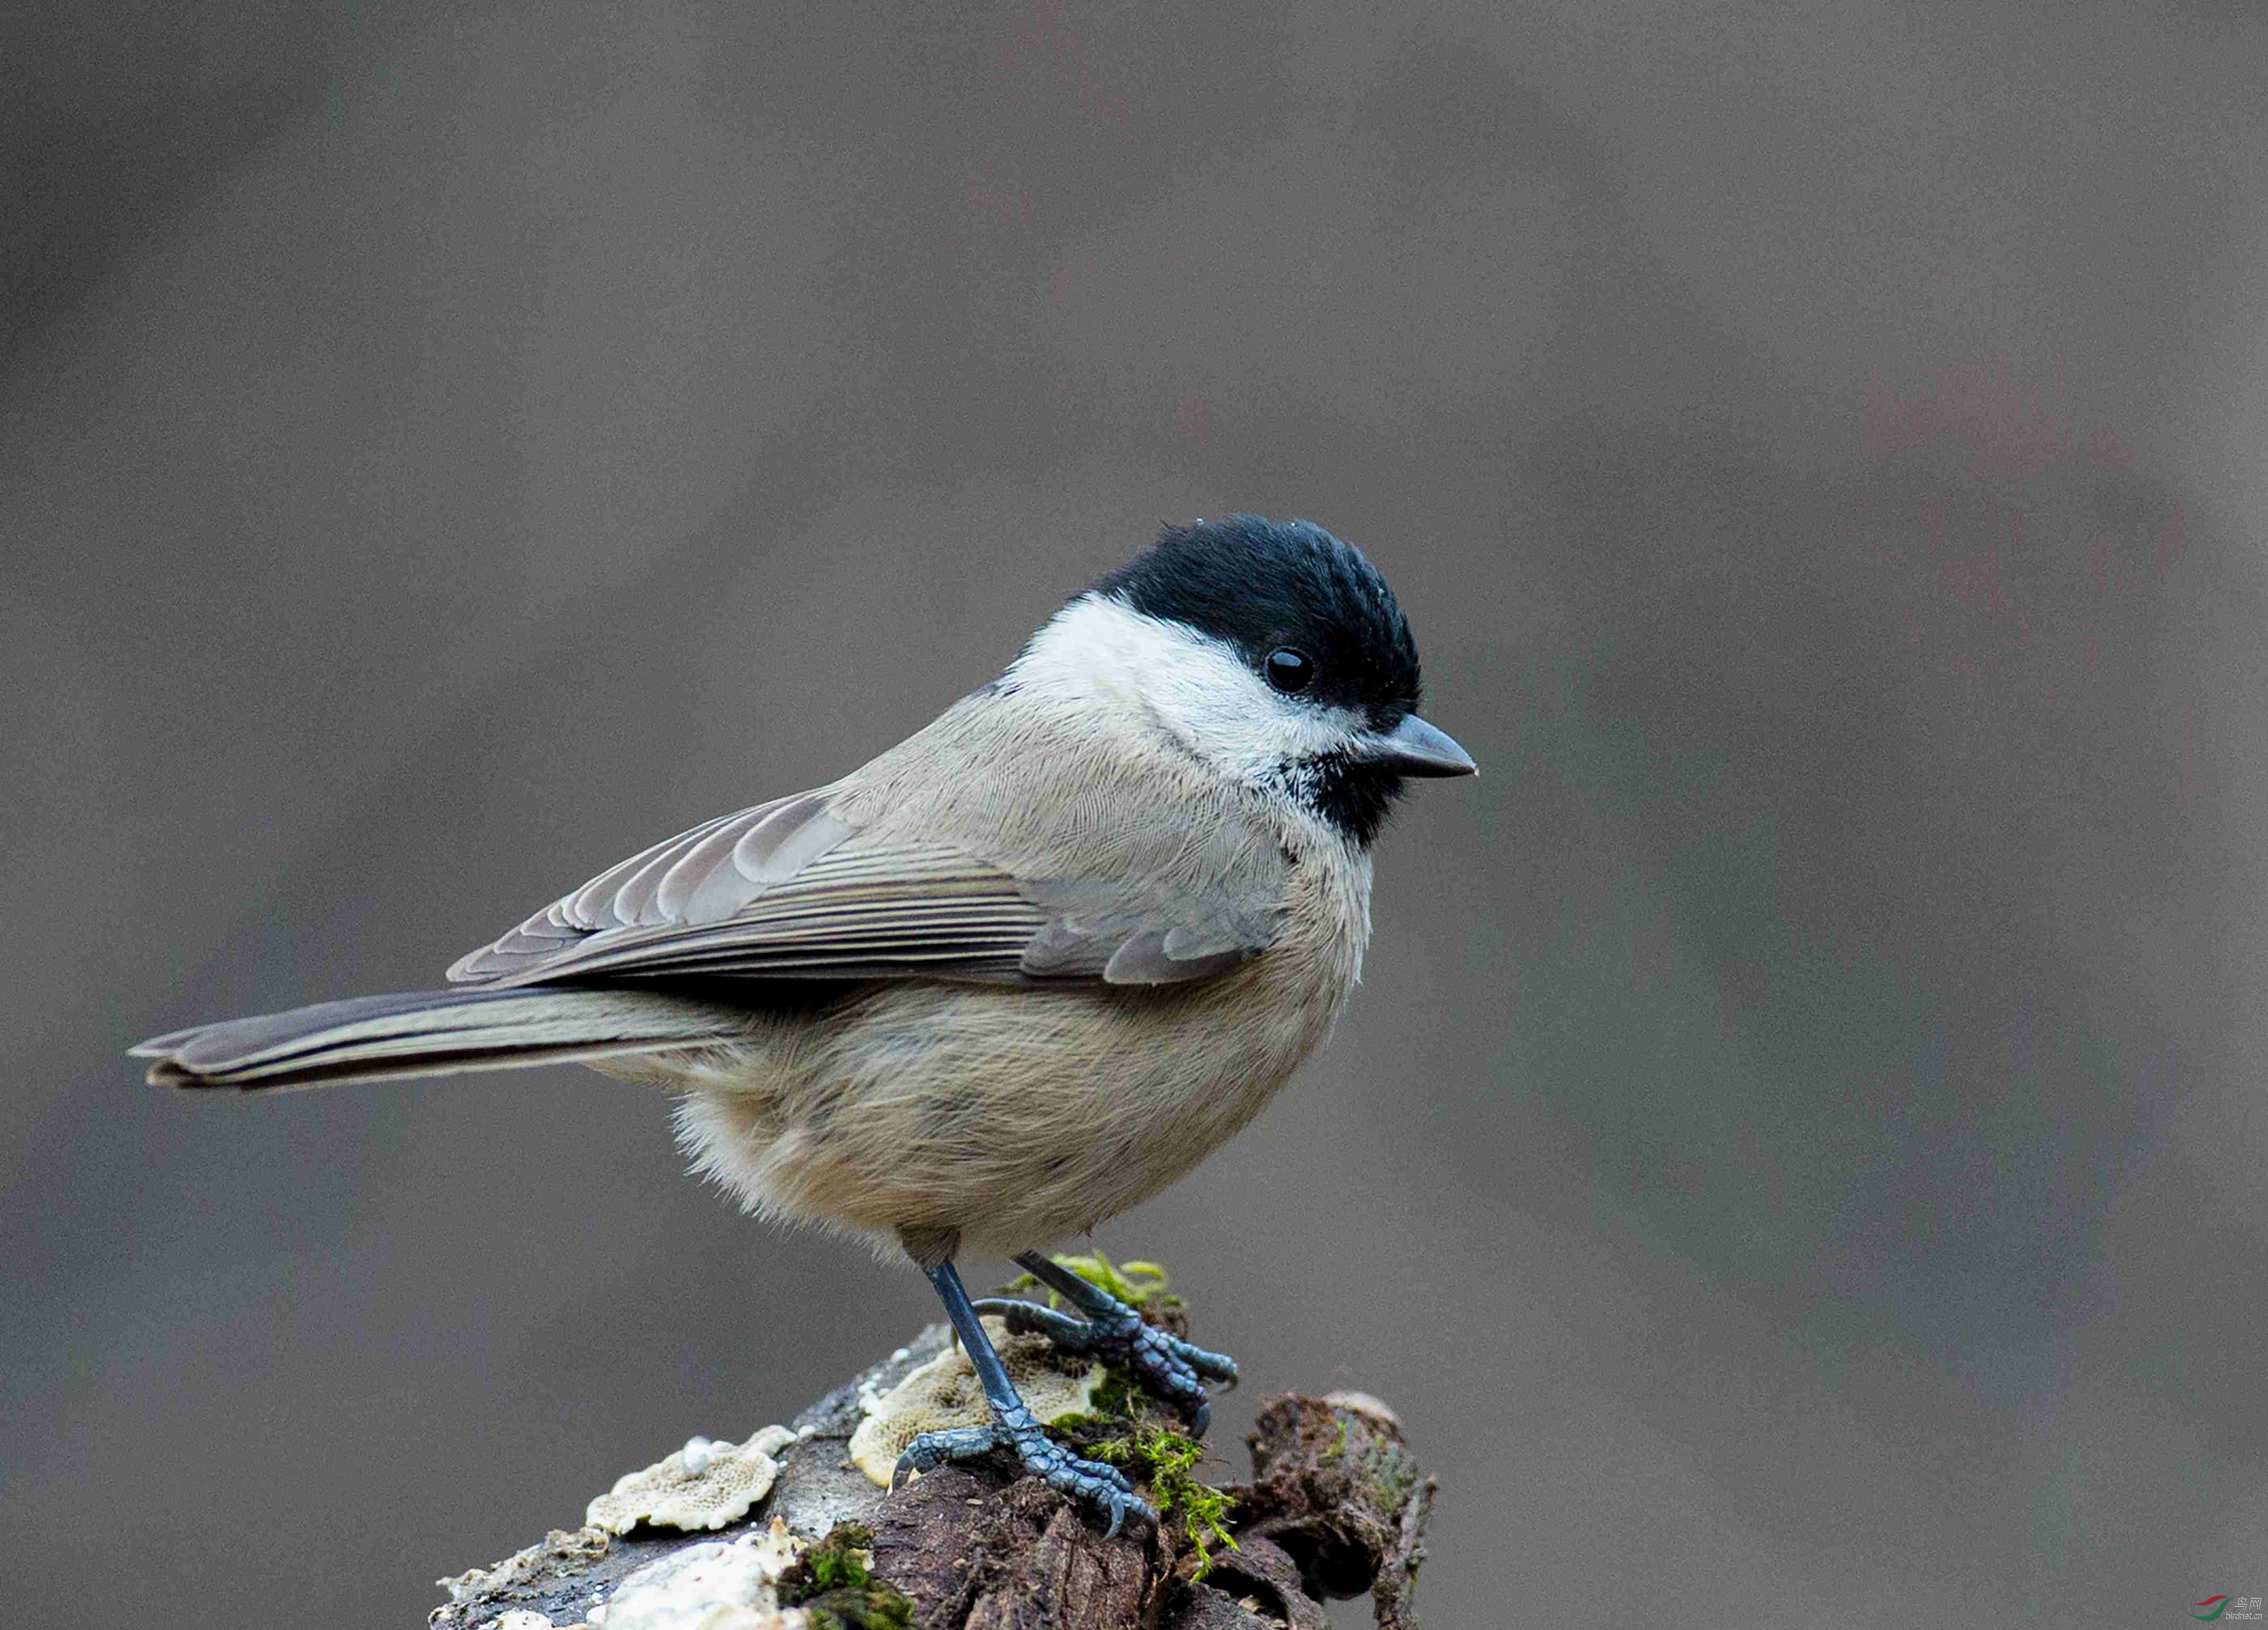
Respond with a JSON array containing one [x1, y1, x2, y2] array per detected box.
[[446, 791, 1284, 990]]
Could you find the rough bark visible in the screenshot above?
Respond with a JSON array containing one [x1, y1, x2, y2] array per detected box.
[[429, 1317, 1437, 1630]]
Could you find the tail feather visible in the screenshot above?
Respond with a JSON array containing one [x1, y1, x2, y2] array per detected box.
[[132, 986, 753, 1092]]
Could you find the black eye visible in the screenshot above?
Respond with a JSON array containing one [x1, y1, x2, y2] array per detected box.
[[1265, 648, 1315, 693]]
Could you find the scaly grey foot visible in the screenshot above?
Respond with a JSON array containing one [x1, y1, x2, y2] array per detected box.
[[976, 1252, 1238, 1434], [892, 1399, 1153, 1539], [904, 1255, 1155, 1539]]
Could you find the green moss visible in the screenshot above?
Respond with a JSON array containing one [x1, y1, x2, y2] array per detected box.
[[1319, 1415, 1348, 1463], [1358, 1440, 1421, 1505], [1090, 1427, 1238, 1578], [1050, 1356, 1173, 1446], [800, 1590, 914, 1630], [1091, 1367, 1145, 1420], [798, 1522, 876, 1593], [783, 1523, 914, 1629]]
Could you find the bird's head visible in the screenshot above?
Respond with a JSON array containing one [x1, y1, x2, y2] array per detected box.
[[1008, 516, 1474, 846]]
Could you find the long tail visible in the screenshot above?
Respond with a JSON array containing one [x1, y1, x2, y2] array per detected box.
[[131, 986, 755, 1092]]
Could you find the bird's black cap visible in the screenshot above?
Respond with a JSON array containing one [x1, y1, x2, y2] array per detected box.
[[1093, 516, 1423, 727]]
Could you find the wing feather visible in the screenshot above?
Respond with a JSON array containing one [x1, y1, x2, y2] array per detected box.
[[448, 793, 1285, 991]]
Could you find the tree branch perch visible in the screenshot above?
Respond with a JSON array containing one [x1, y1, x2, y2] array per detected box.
[[429, 1303, 1437, 1630]]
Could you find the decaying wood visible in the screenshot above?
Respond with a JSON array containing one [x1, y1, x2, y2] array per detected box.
[[430, 1316, 1437, 1630]]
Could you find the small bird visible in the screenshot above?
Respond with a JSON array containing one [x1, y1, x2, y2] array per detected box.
[[133, 516, 1474, 1536]]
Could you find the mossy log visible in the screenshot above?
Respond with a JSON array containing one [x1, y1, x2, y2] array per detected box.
[[429, 1309, 1437, 1630]]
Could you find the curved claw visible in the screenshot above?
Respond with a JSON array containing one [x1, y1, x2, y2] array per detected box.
[[1097, 1486, 1142, 1541], [892, 1423, 1002, 1485], [1173, 1337, 1238, 1385]]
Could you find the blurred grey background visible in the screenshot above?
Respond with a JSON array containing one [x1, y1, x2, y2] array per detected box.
[[5, 1, 2265, 1624]]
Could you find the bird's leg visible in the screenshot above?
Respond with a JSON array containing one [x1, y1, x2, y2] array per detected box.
[[971, 1250, 1237, 1435], [893, 1257, 1154, 1539]]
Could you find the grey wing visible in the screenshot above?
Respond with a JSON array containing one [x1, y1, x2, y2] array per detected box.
[[1016, 878, 1282, 984], [446, 791, 1286, 990]]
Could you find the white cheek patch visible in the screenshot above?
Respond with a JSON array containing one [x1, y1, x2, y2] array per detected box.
[[1010, 593, 1360, 785]]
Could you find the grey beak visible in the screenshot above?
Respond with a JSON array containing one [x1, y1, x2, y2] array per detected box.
[[1369, 714, 1477, 777]]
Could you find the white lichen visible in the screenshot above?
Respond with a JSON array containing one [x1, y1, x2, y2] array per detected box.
[[847, 1316, 1103, 1486], [438, 1526, 612, 1605], [1320, 1389, 1402, 1430], [585, 1516, 809, 1630], [586, 1425, 798, 1535]]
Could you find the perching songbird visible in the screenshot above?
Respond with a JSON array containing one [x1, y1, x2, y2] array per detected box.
[[132, 516, 1475, 1535]]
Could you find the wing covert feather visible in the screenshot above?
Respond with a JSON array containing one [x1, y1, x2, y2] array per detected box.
[[449, 770, 1291, 991], [1015, 878, 1277, 983]]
